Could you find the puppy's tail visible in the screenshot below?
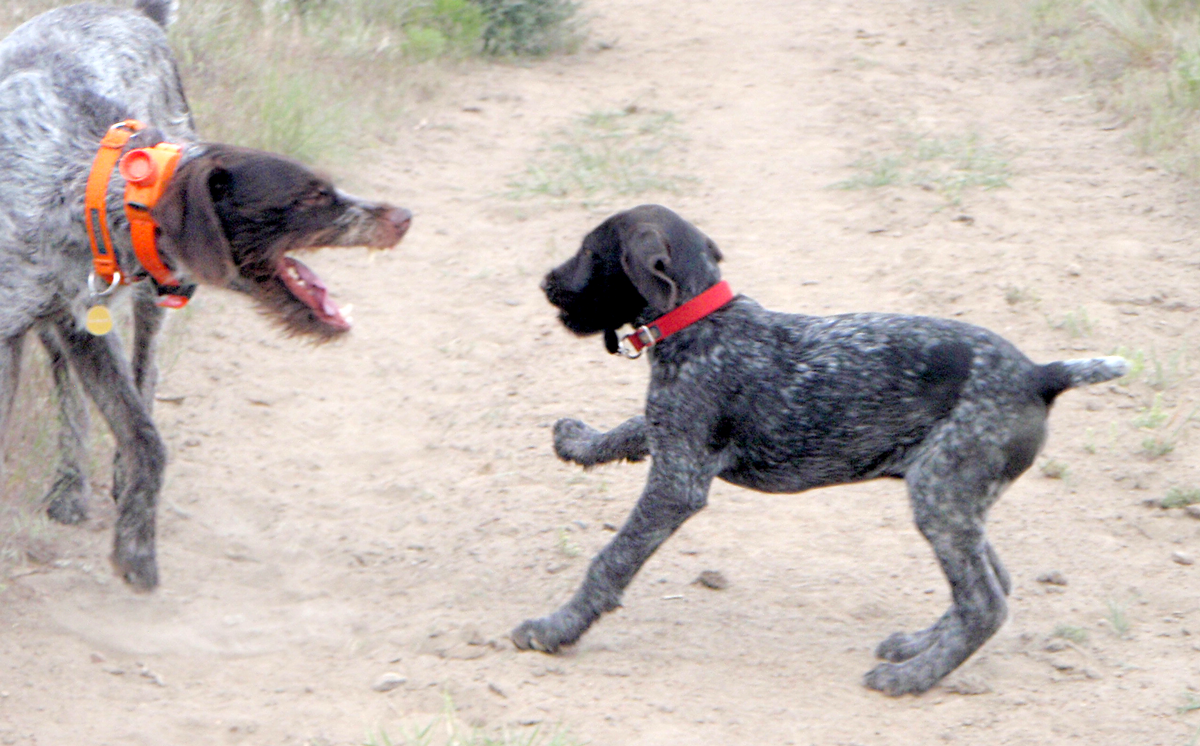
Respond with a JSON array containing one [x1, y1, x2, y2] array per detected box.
[[1034, 356, 1130, 404], [134, 0, 177, 27]]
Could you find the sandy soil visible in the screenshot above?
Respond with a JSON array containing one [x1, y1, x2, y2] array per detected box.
[[4, 0, 1200, 744]]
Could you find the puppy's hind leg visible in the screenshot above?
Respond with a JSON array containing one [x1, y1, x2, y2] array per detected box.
[[873, 537, 1011, 665], [865, 453, 1011, 695], [554, 415, 649, 466], [38, 328, 93, 524], [513, 449, 711, 652]]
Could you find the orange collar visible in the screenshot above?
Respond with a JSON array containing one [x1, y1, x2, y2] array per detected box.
[[85, 119, 193, 308]]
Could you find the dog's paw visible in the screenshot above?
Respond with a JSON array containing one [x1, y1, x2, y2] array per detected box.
[[111, 541, 159, 592], [511, 618, 564, 653], [874, 630, 935, 663], [863, 660, 940, 697], [44, 474, 90, 525], [553, 418, 598, 464]]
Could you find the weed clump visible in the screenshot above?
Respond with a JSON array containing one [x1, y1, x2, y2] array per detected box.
[[475, 0, 581, 56]]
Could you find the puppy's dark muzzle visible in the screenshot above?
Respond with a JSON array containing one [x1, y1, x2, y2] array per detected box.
[[541, 273, 573, 311]]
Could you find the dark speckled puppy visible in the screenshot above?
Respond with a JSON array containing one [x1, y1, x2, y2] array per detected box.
[[512, 204, 1128, 696]]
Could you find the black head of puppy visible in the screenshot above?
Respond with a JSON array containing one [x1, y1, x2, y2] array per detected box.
[[152, 144, 412, 340], [542, 204, 723, 353]]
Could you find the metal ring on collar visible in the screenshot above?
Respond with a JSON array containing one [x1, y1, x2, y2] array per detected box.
[[88, 270, 121, 297]]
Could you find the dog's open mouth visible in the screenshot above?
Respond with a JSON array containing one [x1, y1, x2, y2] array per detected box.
[[278, 254, 351, 331]]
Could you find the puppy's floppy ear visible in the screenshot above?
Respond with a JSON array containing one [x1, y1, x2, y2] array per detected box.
[[620, 225, 679, 313], [705, 237, 723, 263], [152, 155, 236, 286]]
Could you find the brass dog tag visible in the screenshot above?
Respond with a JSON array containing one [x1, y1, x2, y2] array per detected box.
[[85, 305, 114, 336]]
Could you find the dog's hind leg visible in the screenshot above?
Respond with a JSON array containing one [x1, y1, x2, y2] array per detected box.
[[513, 448, 711, 652], [864, 468, 1010, 695], [0, 334, 26, 454], [112, 286, 165, 504], [38, 328, 93, 524], [553, 416, 649, 466], [873, 537, 1011, 665], [53, 314, 166, 590], [985, 539, 1011, 596]]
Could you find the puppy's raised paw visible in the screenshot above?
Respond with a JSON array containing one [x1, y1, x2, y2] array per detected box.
[[552, 418, 600, 465]]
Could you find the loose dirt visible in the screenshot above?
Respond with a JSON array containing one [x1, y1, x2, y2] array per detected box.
[[3, 0, 1200, 744]]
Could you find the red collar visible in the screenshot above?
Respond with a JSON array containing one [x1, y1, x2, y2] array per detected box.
[[618, 280, 734, 358], [85, 120, 192, 308]]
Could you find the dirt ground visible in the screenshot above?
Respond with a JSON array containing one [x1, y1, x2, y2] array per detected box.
[[4, 0, 1200, 743]]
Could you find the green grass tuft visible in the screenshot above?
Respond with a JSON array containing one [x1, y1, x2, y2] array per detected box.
[[968, 0, 1200, 179], [365, 694, 582, 746], [1105, 597, 1132, 638], [1161, 486, 1200, 508], [1052, 624, 1089, 644], [835, 130, 1012, 203], [509, 105, 694, 204]]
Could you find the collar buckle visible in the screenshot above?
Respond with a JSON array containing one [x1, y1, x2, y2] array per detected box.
[[617, 324, 661, 358]]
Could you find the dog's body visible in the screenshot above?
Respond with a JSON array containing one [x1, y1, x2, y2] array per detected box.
[[0, 1, 410, 589], [513, 205, 1127, 695]]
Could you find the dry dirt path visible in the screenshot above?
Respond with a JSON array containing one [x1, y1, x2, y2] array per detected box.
[[3, 0, 1200, 744]]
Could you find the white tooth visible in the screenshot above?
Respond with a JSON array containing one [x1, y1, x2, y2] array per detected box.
[[341, 304, 354, 318]]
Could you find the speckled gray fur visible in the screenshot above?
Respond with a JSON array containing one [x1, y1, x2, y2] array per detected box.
[[513, 204, 1128, 696], [0, 2, 410, 590]]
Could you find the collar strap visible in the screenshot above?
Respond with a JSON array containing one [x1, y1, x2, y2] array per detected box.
[[85, 120, 144, 287], [85, 120, 193, 308], [618, 280, 734, 358]]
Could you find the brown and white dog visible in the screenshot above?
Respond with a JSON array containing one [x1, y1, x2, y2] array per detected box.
[[0, 0, 410, 589]]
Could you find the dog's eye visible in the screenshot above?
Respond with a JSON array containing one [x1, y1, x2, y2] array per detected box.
[[297, 189, 333, 208]]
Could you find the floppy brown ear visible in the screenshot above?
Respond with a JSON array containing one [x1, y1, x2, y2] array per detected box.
[[620, 225, 679, 313], [152, 155, 236, 286]]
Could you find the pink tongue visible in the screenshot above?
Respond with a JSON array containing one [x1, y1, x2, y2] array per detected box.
[[280, 256, 347, 327]]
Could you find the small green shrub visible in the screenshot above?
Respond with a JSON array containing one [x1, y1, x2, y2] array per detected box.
[[1052, 624, 1089, 644], [1105, 597, 1132, 638], [981, 0, 1200, 178], [474, 0, 581, 56], [1039, 458, 1070, 479], [1132, 392, 1168, 429], [1141, 435, 1175, 458], [1161, 486, 1200, 508]]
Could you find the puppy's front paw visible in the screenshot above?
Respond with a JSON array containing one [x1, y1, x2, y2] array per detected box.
[[863, 659, 941, 696], [553, 418, 599, 465], [511, 617, 567, 653]]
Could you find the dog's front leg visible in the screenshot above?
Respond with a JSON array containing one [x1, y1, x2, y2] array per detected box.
[[512, 451, 712, 652], [37, 328, 92, 524], [553, 415, 649, 466], [113, 286, 166, 504], [54, 315, 167, 590]]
